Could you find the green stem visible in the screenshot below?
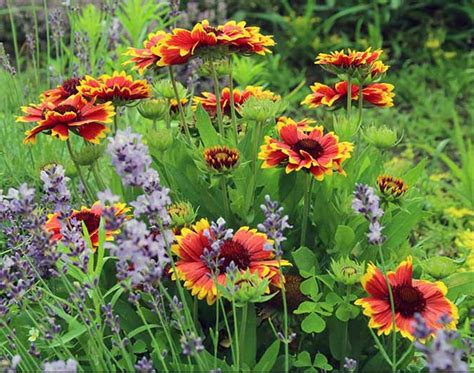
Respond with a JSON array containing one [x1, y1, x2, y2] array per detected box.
[[232, 301, 240, 370], [113, 111, 118, 134], [239, 303, 248, 365], [213, 293, 220, 368], [168, 66, 192, 144], [6, 0, 20, 73], [279, 264, 290, 373], [357, 83, 364, 126], [346, 75, 352, 119], [219, 299, 237, 367], [220, 175, 231, 222], [300, 172, 314, 246], [91, 161, 106, 190], [66, 139, 94, 201], [340, 286, 351, 369], [209, 60, 225, 136], [43, 0, 51, 82], [377, 245, 397, 373], [368, 327, 393, 367], [227, 57, 238, 143]]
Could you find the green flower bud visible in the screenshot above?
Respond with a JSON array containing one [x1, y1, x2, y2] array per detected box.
[[75, 144, 106, 166], [333, 113, 358, 140], [421, 257, 458, 279], [330, 257, 365, 286], [168, 201, 197, 228], [138, 99, 169, 120], [147, 127, 174, 152], [364, 125, 397, 149], [199, 58, 231, 77], [239, 96, 286, 122], [154, 79, 187, 100]]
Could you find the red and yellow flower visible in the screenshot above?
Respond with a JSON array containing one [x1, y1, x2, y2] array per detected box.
[[123, 31, 169, 74], [276, 116, 315, 131], [172, 219, 290, 304], [41, 77, 83, 105], [301, 81, 394, 108], [17, 94, 115, 144], [315, 48, 382, 69], [45, 201, 130, 250], [170, 97, 189, 113], [355, 256, 458, 340], [77, 71, 151, 103], [193, 85, 279, 116], [259, 122, 353, 181]]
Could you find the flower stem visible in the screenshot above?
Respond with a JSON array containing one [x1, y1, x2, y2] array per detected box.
[[220, 175, 231, 221], [239, 303, 248, 365], [209, 59, 225, 136], [346, 75, 352, 119], [113, 112, 118, 135], [377, 245, 397, 373], [168, 65, 192, 144], [232, 300, 240, 371], [279, 264, 290, 373], [66, 139, 94, 201], [300, 172, 314, 246], [227, 57, 238, 143], [357, 83, 364, 126], [340, 286, 351, 369]]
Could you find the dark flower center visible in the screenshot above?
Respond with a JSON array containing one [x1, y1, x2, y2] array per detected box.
[[54, 104, 79, 115], [61, 77, 82, 96], [293, 139, 324, 159], [218, 240, 251, 271], [393, 285, 426, 317], [72, 211, 101, 233], [204, 26, 224, 36]]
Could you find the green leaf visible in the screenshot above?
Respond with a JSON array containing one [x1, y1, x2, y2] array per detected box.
[[241, 304, 257, 367], [50, 319, 87, 347], [132, 340, 147, 353], [313, 352, 332, 370], [253, 339, 280, 372], [443, 272, 474, 299], [334, 225, 355, 255], [294, 301, 318, 315], [196, 104, 219, 147], [294, 351, 312, 368], [402, 158, 427, 186], [292, 246, 317, 273], [335, 303, 359, 322], [301, 312, 326, 334], [300, 277, 318, 297]]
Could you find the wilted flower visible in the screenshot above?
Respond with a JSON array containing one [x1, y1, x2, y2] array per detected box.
[[355, 256, 459, 340], [330, 257, 365, 285], [267, 273, 305, 311], [203, 145, 240, 173]]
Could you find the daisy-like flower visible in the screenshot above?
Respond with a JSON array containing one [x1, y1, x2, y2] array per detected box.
[[258, 122, 354, 181], [170, 97, 189, 114], [301, 81, 394, 108], [172, 218, 290, 304], [301, 82, 358, 108], [276, 116, 315, 131], [77, 71, 151, 104], [203, 145, 240, 173], [45, 201, 130, 250], [41, 77, 83, 105], [315, 48, 388, 76], [123, 31, 168, 74], [16, 94, 115, 144], [193, 85, 278, 116], [377, 175, 408, 198], [355, 256, 459, 340]]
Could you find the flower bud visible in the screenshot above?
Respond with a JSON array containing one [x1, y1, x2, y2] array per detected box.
[[168, 201, 197, 228], [333, 113, 358, 140], [203, 145, 240, 173], [421, 257, 457, 279], [239, 96, 286, 122], [138, 99, 168, 120], [147, 128, 174, 152], [154, 79, 187, 100], [377, 175, 408, 200], [75, 144, 106, 166], [198, 58, 231, 77], [364, 125, 397, 149], [330, 257, 365, 286]]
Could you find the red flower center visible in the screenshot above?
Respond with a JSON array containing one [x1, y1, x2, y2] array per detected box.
[[71, 211, 101, 233], [393, 285, 426, 317], [61, 77, 82, 96], [54, 104, 79, 115], [293, 139, 324, 159], [203, 26, 224, 36], [218, 240, 251, 271]]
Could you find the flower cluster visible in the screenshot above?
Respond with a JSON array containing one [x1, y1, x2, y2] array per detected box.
[[257, 195, 292, 256], [352, 183, 385, 245], [259, 121, 353, 181], [193, 85, 279, 116], [124, 20, 274, 72], [40, 163, 71, 213]]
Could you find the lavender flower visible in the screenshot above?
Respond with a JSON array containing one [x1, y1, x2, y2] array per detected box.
[[40, 164, 71, 213], [201, 217, 233, 272], [43, 359, 77, 372], [257, 195, 292, 256], [414, 315, 468, 372], [180, 331, 204, 356], [352, 184, 385, 245], [134, 356, 155, 373], [25, 33, 36, 57], [0, 355, 21, 373], [49, 9, 66, 43], [0, 43, 16, 75], [343, 357, 357, 372]]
